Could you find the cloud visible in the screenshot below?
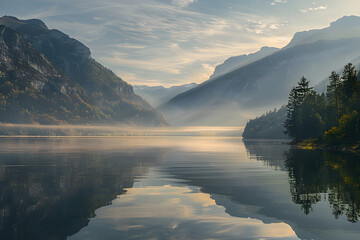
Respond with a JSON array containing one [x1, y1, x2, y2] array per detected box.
[[246, 19, 287, 34], [300, 5, 327, 13], [172, 0, 195, 8], [271, 0, 287, 6], [18, 0, 291, 86]]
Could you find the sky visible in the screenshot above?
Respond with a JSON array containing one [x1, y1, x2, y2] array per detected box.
[[1, 0, 360, 87]]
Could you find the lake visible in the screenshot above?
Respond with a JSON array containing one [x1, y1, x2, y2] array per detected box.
[[0, 136, 359, 239]]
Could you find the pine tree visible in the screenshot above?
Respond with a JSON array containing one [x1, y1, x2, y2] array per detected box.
[[284, 77, 326, 141], [341, 63, 358, 111], [284, 87, 298, 137], [296, 76, 313, 104], [327, 71, 341, 125]]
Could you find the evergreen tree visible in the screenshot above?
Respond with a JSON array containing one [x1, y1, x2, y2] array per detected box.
[[284, 87, 298, 138], [284, 77, 327, 141], [341, 63, 358, 112], [327, 71, 341, 126], [298, 91, 326, 140]]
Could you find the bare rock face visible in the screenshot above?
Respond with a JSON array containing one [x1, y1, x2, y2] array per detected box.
[[0, 16, 91, 76], [0, 16, 167, 126]]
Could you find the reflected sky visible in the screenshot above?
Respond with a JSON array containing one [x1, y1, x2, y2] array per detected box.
[[0, 137, 359, 240], [70, 169, 298, 240]]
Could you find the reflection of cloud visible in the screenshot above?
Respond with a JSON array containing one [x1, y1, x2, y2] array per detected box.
[[70, 185, 299, 240]]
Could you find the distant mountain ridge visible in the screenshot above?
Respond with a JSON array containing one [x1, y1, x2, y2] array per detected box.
[[209, 47, 279, 80], [285, 15, 360, 49], [161, 16, 360, 126], [133, 83, 197, 108], [0, 16, 167, 126]]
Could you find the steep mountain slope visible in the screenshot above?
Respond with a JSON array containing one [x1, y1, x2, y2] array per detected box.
[[0, 16, 167, 126], [133, 83, 197, 108], [162, 16, 360, 126], [0, 25, 104, 124], [209, 47, 279, 80]]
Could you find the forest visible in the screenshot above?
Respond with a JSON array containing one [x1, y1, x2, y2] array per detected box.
[[242, 106, 288, 139], [284, 63, 360, 145]]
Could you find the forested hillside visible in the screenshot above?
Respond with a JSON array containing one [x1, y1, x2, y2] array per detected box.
[[242, 106, 288, 139], [284, 63, 360, 144]]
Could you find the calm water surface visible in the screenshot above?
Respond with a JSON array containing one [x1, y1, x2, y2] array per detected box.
[[0, 136, 359, 240]]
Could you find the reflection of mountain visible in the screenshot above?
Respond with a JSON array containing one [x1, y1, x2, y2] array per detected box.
[[0, 138, 164, 240], [285, 148, 360, 222], [163, 140, 360, 240]]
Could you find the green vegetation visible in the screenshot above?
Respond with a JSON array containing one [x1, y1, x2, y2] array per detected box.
[[242, 106, 288, 139], [285, 148, 360, 222], [284, 63, 360, 146]]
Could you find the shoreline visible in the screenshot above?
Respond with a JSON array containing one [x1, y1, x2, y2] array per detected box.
[[296, 141, 360, 154]]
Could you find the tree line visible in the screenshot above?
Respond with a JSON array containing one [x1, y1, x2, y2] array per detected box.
[[284, 63, 360, 143]]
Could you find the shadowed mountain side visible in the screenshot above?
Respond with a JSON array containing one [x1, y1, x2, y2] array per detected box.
[[0, 16, 167, 126], [0, 25, 102, 124], [161, 16, 360, 126], [0, 138, 165, 240], [162, 38, 360, 126]]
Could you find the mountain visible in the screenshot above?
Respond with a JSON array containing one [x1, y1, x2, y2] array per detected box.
[[314, 54, 360, 93], [209, 47, 279, 80], [0, 16, 167, 126], [133, 83, 197, 108], [161, 16, 360, 126], [285, 15, 360, 49]]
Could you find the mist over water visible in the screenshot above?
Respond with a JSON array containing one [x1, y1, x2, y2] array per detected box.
[[0, 135, 359, 240], [0, 124, 244, 137]]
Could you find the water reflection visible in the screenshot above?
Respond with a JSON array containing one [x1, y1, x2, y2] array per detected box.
[[285, 148, 360, 222], [0, 137, 359, 240], [0, 138, 164, 240], [70, 178, 298, 240]]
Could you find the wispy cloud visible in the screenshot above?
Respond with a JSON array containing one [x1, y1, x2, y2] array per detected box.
[[172, 0, 195, 8], [271, 0, 287, 6], [8, 0, 296, 86], [246, 19, 287, 34], [42, 0, 288, 85], [301, 5, 328, 13]]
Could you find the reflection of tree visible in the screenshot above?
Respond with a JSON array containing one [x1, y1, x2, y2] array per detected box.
[[243, 140, 290, 171], [285, 148, 360, 222], [0, 149, 162, 240]]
